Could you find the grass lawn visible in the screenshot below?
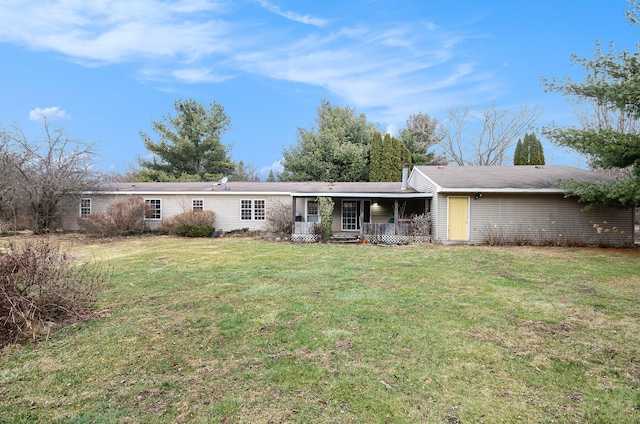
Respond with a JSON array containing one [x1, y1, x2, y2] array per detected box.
[[1, 236, 639, 423]]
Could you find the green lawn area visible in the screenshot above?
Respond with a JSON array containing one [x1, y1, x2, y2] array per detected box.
[[1, 236, 639, 423]]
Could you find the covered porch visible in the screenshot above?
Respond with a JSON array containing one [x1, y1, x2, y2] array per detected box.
[[291, 195, 432, 244]]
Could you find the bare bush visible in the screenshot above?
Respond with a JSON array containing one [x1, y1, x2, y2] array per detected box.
[[160, 210, 216, 236], [411, 213, 431, 236], [264, 199, 292, 239], [78, 197, 147, 237], [510, 224, 535, 246], [0, 240, 108, 346], [481, 224, 507, 246]]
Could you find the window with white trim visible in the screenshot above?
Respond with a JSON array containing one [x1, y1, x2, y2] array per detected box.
[[306, 200, 319, 223], [79, 198, 91, 217], [144, 199, 161, 220], [342, 200, 358, 230], [241, 200, 253, 220], [254, 200, 265, 220], [192, 199, 204, 211], [241, 199, 266, 220]]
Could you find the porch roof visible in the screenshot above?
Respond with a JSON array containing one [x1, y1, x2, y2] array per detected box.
[[288, 181, 428, 198], [413, 165, 618, 193]]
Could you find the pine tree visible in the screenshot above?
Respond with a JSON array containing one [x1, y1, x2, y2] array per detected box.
[[529, 134, 546, 165], [369, 130, 384, 182], [542, 2, 640, 209], [514, 139, 524, 165], [514, 133, 545, 165], [370, 131, 412, 181], [138, 98, 234, 181]]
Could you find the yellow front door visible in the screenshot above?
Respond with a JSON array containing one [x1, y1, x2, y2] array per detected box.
[[448, 197, 469, 241]]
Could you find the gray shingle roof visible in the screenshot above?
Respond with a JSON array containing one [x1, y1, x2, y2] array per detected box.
[[414, 165, 617, 191], [94, 181, 419, 195]]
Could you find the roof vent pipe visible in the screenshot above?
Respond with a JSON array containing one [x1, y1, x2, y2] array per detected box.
[[401, 164, 409, 190]]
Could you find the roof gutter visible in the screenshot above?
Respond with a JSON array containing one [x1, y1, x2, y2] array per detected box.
[[437, 188, 565, 194], [290, 192, 432, 198]]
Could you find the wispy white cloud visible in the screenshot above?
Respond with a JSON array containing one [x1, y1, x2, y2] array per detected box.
[[171, 68, 234, 84], [256, 0, 329, 27], [0, 0, 501, 130], [0, 0, 230, 64], [29, 107, 70, 121], [233, 24, 495, 127]]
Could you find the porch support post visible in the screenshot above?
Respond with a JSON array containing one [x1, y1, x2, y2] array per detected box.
[[359, 199, 364, 238], [394, 200, 399, 235]]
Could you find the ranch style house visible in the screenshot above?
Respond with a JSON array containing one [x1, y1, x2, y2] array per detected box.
[[65, 165, 635, 247]]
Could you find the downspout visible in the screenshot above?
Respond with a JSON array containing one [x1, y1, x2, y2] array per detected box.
[[359, 199, 364, 239]]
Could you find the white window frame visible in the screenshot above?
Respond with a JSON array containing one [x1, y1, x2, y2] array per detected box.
[[241, 199, 253, 220], [305, 199, 320, 223], [192, 199, 204, 211], [254, 199, 266, 221], [79, 198, 91, 217], [241, 199, 266, 221], [144, 199, 162, 220], [342, 199, 359, 231]]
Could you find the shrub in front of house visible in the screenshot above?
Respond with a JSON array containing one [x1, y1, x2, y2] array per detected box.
[[160, 210, 216, 237], [175, 224, 215, 238], [78, 197, 148, 237], [0, 240, 108, 347]]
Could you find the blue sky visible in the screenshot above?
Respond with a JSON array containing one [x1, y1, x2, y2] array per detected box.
[[0, 0, 637, 179]]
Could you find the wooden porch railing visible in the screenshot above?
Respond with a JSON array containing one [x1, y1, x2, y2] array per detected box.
[[294, 221, 414, 236], [294, 222, 317, 234], [362, 220, 412, 236]]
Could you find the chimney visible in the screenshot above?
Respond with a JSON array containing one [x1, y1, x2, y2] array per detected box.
[[401, 164, 409, 190]]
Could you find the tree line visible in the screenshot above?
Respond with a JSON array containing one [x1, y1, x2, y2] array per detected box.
[[1, 1, 638, 233]]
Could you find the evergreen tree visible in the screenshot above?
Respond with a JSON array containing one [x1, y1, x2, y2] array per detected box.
[[514, 133, 545, 165], [543, 3, 640, 209], [514, 139, 524, 165], [266, 169, 277, 182], [529, 134, 546, 165], [370, 131, 412, 181], [138, 98, 234, 181], [369, 130, 384, 182], [280, 99, 374, 181]]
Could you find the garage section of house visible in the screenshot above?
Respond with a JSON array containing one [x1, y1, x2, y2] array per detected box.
[[409, 165, 635, 246]]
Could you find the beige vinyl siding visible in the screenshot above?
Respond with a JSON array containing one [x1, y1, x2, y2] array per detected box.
[[66, 193, 292, 232], [370, 201, 393, 224], [408, 169, 437, 193], [434, 192, 634, 246], [209, 194, 291, 232], [331, 202, 343, 233]]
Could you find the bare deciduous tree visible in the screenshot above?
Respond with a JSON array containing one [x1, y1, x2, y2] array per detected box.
[[0, 130, 23, 229], [439, 104, 538, 166], [2, 120, 99, 234]]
